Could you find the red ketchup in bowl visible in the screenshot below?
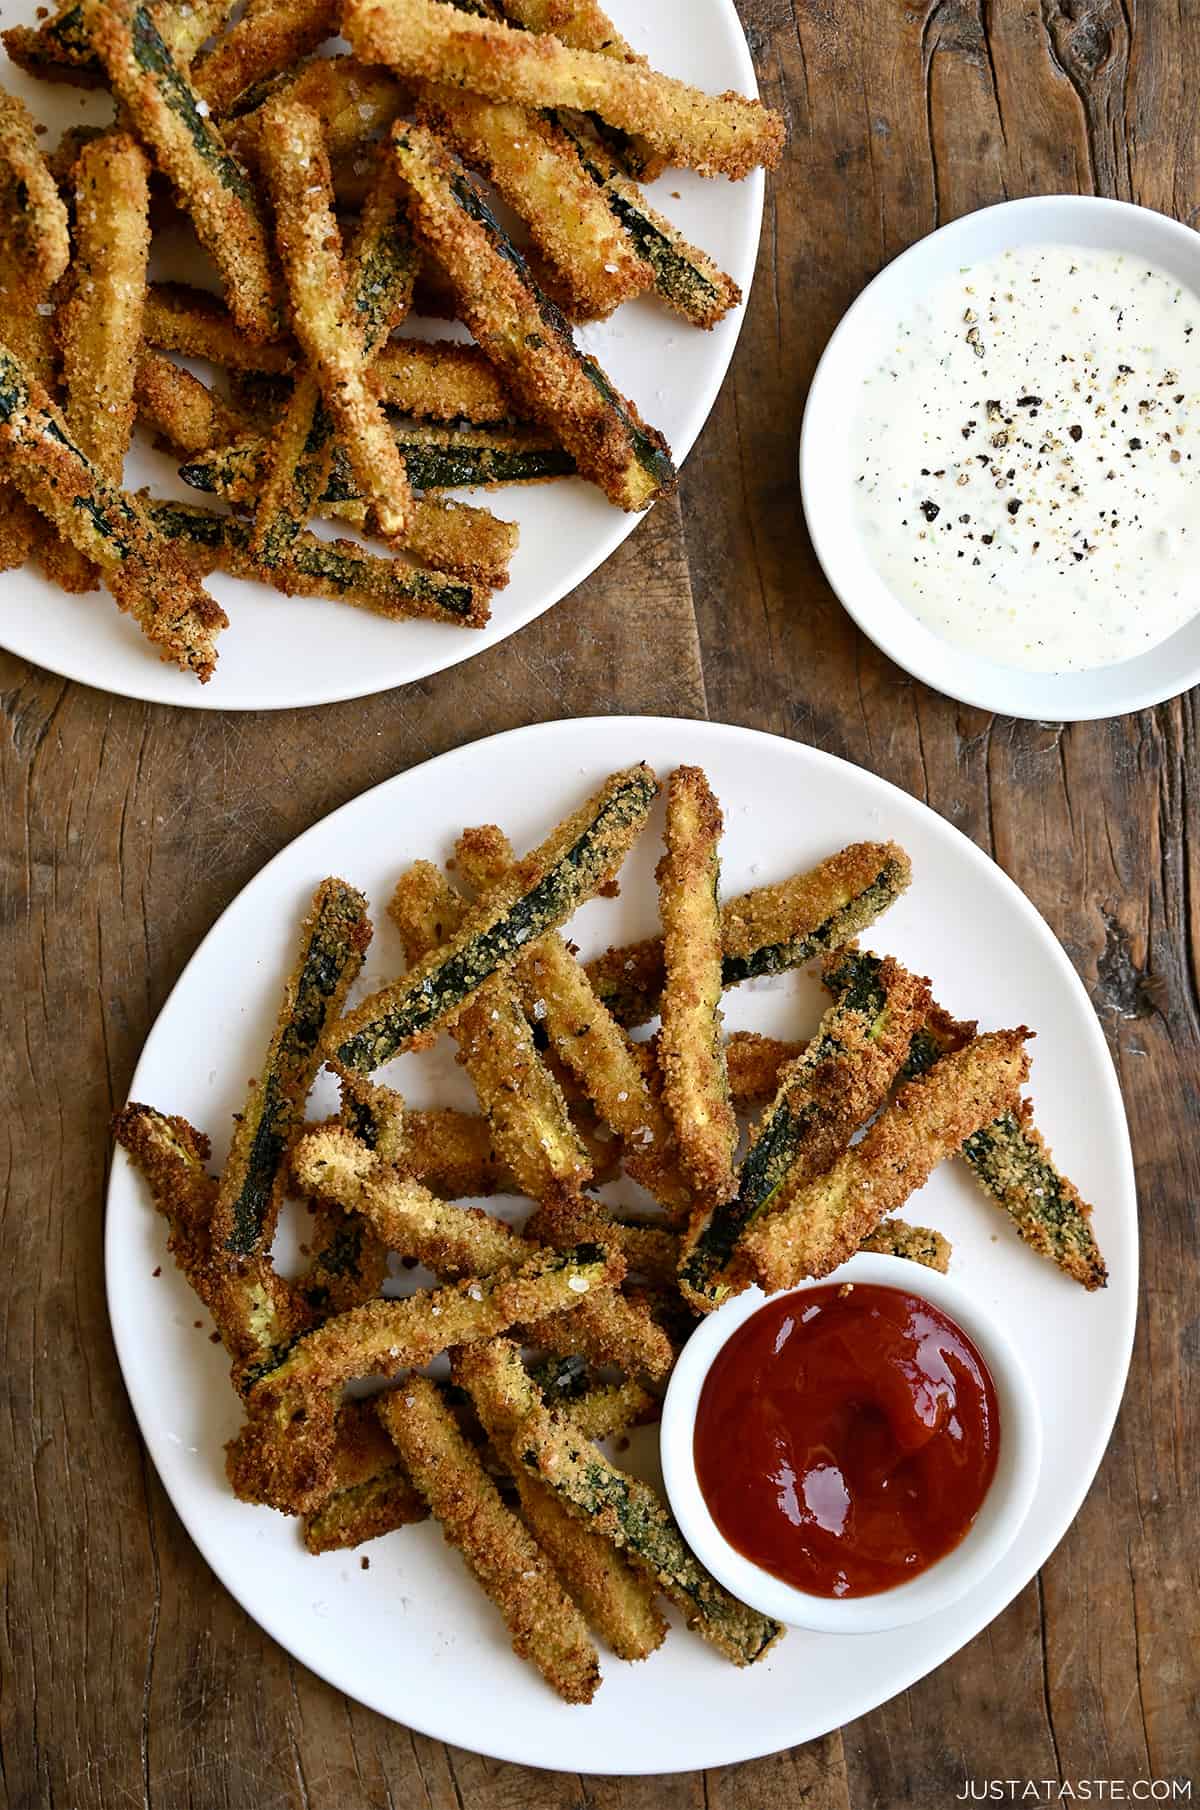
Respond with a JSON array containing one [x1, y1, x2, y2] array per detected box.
[[693, 1283, 1000, 1599]]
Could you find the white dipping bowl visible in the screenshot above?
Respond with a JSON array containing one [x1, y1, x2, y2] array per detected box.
[[800, 195, 1200, 721], [660, 1252, 1043, 1635]]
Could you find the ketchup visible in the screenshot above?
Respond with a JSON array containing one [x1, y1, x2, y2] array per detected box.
[[693, 1284, 1000, 1598]]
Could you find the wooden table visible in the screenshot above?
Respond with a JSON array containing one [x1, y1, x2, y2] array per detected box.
[[4, 2, 1197, 1803]]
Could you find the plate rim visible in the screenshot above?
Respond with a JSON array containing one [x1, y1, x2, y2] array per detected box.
[[105, 714, 1139, 1772], [800, 192, 1200, 722], [0, 0, 764, 712]]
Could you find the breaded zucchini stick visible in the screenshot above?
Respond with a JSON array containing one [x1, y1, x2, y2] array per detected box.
[[860, 1218, 952, 1273], [143, 498, 492, 626], [388, 123, 673, 511], [678, 951, 931, 1311], [4, 0, 233, 85], [135, 352, 253, 456], [80, 0, 279, 341], [334, 764, 658, 1072], [210, 878, 372, 1261], [377, 1378, 601, 1703], [825, 950, 1107, 1289], [189, 0, 338, 115], [346, 0, 785, 179], [742, 1029, 1032, 1290], [458, 1340, 783, 1665], [520, 1286, 675, 1383], [587, 839, 914, 1026], [143, 281, 296, 372], [562, 1377, 658, 1443], [523, 1200, 678, 1286], [373, 339, 513, 421], [390, 862, 593, 1205], [417, 84, 649, 320], [299, 1199, 389, 1317], [46, 131, 151, 593], [0, 346, 227, 679], [0, 85, 70, 287], [554, 111, 741, 329], [0, 245, 56, 571], [455, 1344, 666, 1662], [111, 1101, 310, 1364], [253, 160, 418, 563], [258, 100, 414, 539], [454, 824, 690, 1219], [303, 1465, 427, 1552], [657, 767, 738, 1205]]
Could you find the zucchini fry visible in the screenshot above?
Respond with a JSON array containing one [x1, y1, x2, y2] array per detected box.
[[0, 246, 56, 571], [334, 763, 658, 1073], [562, 1377, 658, 1443], [226, 1243, 626, 1512], [346, 0, 785, 180], [390, 862, 592, 1205], [0, 85, 70, 287], [417, 85, 649, 320], [742, 1029, 1032, 1291], [377, 1378, 601, 1703], [143, 281, 296, 372], [143, 499, 491, 626], [135, 352, 253, 456], [4, 0, 233, 86], [455, 1345, 666, 1662], [586, 839, 914, 1027], [521, 1286, 675, 1382], [454, 824, 690, 1219], [860, 1218, 952, 1273], [678, 951, 931, 1312], [524, 1201, 678, 1286], [182, 419, 572, 500], [210, 878, 372, 1262], [962, 1103, 1108, 1290], [292, 1122, 535, 1275], [189, 0, 339, 115], [657, 767, 737, 1204], [258, 100, 414, 539], [80, 0, 280, 342], [45, 132, 151, 593], [824, 950, 1107, 1289], [111, 1101, 310, 1364], [253, 159, 418, 563], [0, 346, 227, 679], [456, 1339, 783, 1665], [299, 1199, 389, 1317], [554, 111, 741, 329], [388, 122, 673, 511]]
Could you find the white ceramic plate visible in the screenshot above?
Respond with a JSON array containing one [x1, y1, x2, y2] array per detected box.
[[801, 196, 1200, 721], [106, 716, 1137, 1773], [0, 0, 762, 710]]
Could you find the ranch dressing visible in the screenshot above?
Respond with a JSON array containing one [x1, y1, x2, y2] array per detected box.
[[851, 244, 1200, 671]]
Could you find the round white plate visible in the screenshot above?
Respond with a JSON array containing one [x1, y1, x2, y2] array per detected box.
[[106, 717, 1137, 1773], [0, 0, 762, 710], [801, 195, 1200, 721]]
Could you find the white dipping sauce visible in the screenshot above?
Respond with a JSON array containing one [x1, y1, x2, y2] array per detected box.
[[851, 244, 1200, 671]]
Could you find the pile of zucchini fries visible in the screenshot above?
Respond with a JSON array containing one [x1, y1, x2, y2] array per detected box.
[[115, 762, 1106, 1704], [0, 0, 785, 682]]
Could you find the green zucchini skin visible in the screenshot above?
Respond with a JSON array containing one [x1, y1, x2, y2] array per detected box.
[[335, 765, 657, 1074], [180, 423, 574, 500], [824, 951, 1108, 1289], [144, 499, 483, 623], [217, 878, 371, 1260], [124, 2, 257, 205], [0, 345, 138, 557], [678, 953, 894, 1308], [553, 111, 740, 330], [255, 190, 417, 568]]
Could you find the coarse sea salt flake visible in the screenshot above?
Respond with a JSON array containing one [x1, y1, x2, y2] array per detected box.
[[567, 1275, 589, 1293]]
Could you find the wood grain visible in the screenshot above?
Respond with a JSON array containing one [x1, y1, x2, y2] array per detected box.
[[1, 2, 1197, 1805]]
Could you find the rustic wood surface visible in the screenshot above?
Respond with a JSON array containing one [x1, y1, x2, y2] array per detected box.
[[2, 1, 1198, 1804]]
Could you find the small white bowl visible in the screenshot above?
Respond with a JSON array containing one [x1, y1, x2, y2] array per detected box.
[[660, 1253, 1043, 1634], [800, 195, 1200, 721]]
